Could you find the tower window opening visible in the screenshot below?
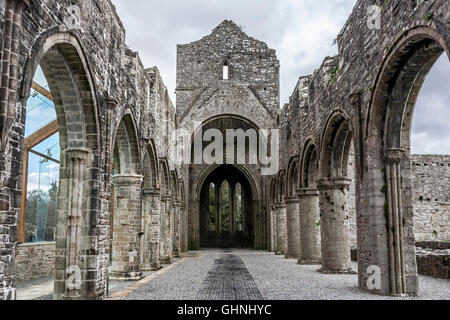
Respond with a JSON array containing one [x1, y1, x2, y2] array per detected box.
[[223, 62, 229, 80]]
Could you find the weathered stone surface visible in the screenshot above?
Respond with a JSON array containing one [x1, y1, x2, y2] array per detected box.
[[0, 0, 448, 300]]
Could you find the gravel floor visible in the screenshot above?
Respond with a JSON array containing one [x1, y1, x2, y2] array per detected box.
[[119, 248, 450, 300]]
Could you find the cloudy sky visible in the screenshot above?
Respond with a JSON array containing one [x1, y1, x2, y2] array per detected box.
[[111, 0, 449, 155]]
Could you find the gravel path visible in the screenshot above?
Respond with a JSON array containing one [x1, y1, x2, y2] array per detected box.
[[117, 248, 449, 300]]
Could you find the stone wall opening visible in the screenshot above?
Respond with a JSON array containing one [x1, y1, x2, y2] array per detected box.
[[199, 165, 253, 248], [16, 32, 101, 300], [365, 27, 449, 295]]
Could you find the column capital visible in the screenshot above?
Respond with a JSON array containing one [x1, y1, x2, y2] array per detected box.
[[284, 196, 300, 204], [105, 97, 119, 109], [65, 147, 90, 162], [143, 188, 160, 196], [160, 195, 172, 201], [297, 188, 320, 197], [111, 174, 144, 186], [348, 91, 361, 108], [139, 137, 150, 148], [384, 148, 406, 164], [317, 177, 352, 191], [274, 203, 286, 209]]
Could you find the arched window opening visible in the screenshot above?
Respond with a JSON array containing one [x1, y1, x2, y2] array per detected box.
[[410, 53, 450, 243], [235, 183, 243, 232], [208, 183, 216, 231], [220, 180, 231, 232], [222, 62, 229, 80], [20, 65, 60, 244]]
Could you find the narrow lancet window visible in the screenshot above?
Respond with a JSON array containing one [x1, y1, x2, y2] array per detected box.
[[222, 62, 229, 80]]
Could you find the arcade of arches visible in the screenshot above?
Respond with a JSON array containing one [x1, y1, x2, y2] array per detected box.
[[0, 0, 449, 300]]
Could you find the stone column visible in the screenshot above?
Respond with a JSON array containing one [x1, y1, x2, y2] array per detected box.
[[0, 0, 29, 151], [269, 206, 278, 253], [215, 186, 221, 238], [180, 205, 188, 252], [54, 148, 91, 299], [230, 183, 236, 235], [297, 188, 321, 265], [142, 188, 161, 270], [384, 149, 408, 295], [110, 174, 144, 281], [159, 196, 172, 264], [317, 178, 353, 274], [285, 196, 301, 259], [275, 203, 287, 255], [172, 202, 181, 258]]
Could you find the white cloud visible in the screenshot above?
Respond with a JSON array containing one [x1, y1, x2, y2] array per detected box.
[[111, 0, 449, 155]]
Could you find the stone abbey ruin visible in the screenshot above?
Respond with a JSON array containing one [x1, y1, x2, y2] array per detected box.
[[0, 0, 449, 300]]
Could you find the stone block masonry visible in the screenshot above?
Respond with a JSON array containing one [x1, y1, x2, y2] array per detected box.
[[14, 242, 55, 282]]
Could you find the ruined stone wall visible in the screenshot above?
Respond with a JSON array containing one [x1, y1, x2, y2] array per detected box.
[[347, 154, 450, 248], [14, 242, 55, 282], [176, 20, 280, 129], [277, 0, 449, 294], [0, 0, 182, 299], [177, 20, 280, 250], [412, 155, 450, 242], [279, 0, 449, 178]]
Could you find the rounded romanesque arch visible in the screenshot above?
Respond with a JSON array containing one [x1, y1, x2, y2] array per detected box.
[[362, 25, 450, 296]]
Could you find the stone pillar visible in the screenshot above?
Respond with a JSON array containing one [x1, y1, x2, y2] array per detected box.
[[275, 203, 287, 255], [285, 196, 301, 259], [0, 0, 29, 151], [269, 206, 278, 253], [297, 188, 321, 265], [159, 196, 172, 264], [384, 149, 408, 295], [230, 183, 236, 235], [215, 186, 221, 237], [110, 174, 144, 280], [142, 188, 161, 271], [317, 178, 353, 274], [172, 202, 181, 258], [180, 205, 188, 252], [54, 148, 92, 299]]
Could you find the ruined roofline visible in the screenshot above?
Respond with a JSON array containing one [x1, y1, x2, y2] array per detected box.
[[176, 19, 278, 57], [146, 66, 176, 112], [286, 54, 338, 106], [107, 0, 126, 39]]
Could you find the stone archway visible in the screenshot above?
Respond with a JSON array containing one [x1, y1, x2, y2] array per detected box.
[[198, 165, 256, 248], [298, 139, 321, 265], [285, 157, 300, 259], [17, 31, 101, 300], [110, 113, 143, 281], [141, 140, 160, 271], [317, 111, 354, 274], [362, 27, 450, 295]]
